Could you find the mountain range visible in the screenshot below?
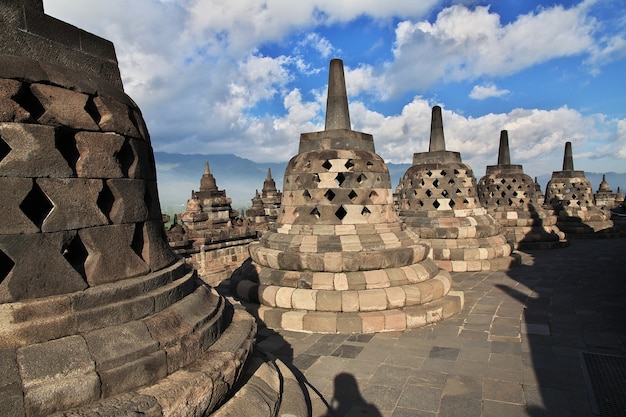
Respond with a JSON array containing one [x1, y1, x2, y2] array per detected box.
[[155, 152, 625, 217]]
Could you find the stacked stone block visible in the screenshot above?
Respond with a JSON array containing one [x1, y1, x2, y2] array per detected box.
[[0, 2, 256, 416], [478, 130, 566, 249], [545, 142, 613, 236], [231, 59, 463, 333], [397, 106, 520, 271]]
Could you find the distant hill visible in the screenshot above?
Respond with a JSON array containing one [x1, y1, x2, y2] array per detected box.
[[154, 152, 625, 216]]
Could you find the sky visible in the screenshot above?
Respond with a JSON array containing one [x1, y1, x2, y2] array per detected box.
[[44, 0, 626, 181]]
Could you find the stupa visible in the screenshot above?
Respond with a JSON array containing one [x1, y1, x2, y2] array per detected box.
[[180, 161, 238, 233], [397, 106, 519, 272], [0, 2, 260, 415], [477, 130, 566, 249], [230, 59, 464, 333], [594, 174, 615, 208], [246, 168, 282, 230], [545, 142, 613, 236]]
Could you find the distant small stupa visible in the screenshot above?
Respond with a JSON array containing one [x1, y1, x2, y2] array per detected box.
[[544, 142, 613, 235]]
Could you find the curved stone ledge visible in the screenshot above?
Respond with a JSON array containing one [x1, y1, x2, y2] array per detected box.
[[49, 308, 257, 417], [434, 254, 521, 272], [250, 241, 429, 272], [246, 291, 464, 334], [0, 260, 192, 349], [235, 257, 443, 291]]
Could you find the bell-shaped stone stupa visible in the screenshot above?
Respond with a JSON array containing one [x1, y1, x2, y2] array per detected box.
[[477, 130, 566, 249], [397, 106, 520, 272], [231, 59, 463, 333], [545, 142, 613, 236], [0, 2, 255, 415]]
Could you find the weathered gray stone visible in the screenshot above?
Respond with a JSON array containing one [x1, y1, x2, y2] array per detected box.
[[94, 95, 141, 138], [17, 335, 100, 416], [79, 224, 150, 285], [38, 177, 109, 231], [0, 232, 87, 303], [107, 178, 149, 223], [0, 177, 40, 234], [75, 131, 125, 178], [0, 78, 30, 122], [30, 83, 99, 130], [0, 123, 73, 177], [141, 220, 179, 271]]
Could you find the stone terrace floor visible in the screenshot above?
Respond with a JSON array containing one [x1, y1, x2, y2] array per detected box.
[[220, 238, 626, 417]]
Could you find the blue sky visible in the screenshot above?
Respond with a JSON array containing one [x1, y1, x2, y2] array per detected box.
[[45, 0, 626, 181]]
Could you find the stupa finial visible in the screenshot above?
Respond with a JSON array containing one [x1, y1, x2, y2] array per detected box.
[[429, 106, 446, 152], [563, 142, 574, 171], [497, 130, 511, 165], [267, 167, 272, 179], [324, 58, 351, 130], [205, 161, 210, 174]]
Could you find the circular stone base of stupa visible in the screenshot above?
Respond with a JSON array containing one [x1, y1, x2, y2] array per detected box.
[[229, 253, 464, 334]]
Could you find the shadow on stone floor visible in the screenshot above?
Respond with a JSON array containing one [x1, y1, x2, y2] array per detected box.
[[500, 238, 626, 416]]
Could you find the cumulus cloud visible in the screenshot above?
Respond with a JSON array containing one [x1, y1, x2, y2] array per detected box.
[[387, 3, 596, 94], [469, 83, 510, 99]]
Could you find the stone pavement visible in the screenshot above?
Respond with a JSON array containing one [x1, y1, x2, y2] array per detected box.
[[221, 238, 626, 416]]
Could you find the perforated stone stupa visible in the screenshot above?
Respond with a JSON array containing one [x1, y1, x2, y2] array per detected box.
[[545, 142, 613, 236], [230, 59, 464, 333], [477, 130, 566, 249], [0, 2, 256, 415], [397, 106, 519, 272]]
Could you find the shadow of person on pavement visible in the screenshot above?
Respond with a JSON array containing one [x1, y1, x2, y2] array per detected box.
[[323, 373, 382, 417]]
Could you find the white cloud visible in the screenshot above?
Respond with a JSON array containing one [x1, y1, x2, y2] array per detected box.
[[299, 33, 336, 58], [387, 3, 596, 93], [469, 83, 510, 99]]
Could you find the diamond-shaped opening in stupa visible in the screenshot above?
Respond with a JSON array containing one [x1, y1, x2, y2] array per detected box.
[[442, 189, 449, 198], [303, 189, 312, 199], [322, 160, 332, 170], [20, 182, 54, 229], [426, 170, 433, 177], [426, 189, 433, 197], [448, 179, 455, 185], [440, 170, 447, 177], [356, 174, 367, 184], [0, 135, 11, 163], [324, 189, 336, 201], [361, 207, 371, 217], [335, 206, 347, 220], [433, 200, 440, 209], [0, 249, 15, 284], [345, 159, 354, 170], [433, 179, 440, 188], [310, 207, 321, 218], [313, 174, 321, 183], [449, 199, 455, 208], [62, 233, 88, 280], [335, 173, 346, 186], [348, 190, 358, 200], [366, 161, 374, 168]]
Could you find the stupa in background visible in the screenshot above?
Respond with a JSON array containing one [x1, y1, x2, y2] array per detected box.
[[397, 106, 520, 272], [594, 174, 616, 208], [0, 2, 260, 415], [230, 59, 463, 333], [477, 130, 566, 249], [179, 161, 239, 233], [246, 168, 282, 231], [545, 142, 613, 236]]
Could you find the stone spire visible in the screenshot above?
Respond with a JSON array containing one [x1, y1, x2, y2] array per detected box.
[[267, 167, 272, 179], [324, 58, 351, 130], [199, 160, 218, 192], [205, 161, 210, 174], [497, 130, 511, 166], [429, 105, 446, 152], [563, 141, 574, 171]]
